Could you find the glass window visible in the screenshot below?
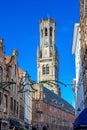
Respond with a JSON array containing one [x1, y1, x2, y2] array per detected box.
[[46, 65, 49, 74], [42, 66, 45, 75], [14, 100, 16, 115], [4, 94, 7, 113], [42, 65, 49, 75], [10, 97, 13, 111]]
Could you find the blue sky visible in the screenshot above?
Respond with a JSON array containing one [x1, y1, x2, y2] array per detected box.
[[0, 0, 80, 106]]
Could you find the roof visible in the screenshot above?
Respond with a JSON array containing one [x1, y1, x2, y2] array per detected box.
[[43, 87, 75, 114], [18, 68, 24, 79], [5, 56, 11, 64], [18, 68, 24, 75]]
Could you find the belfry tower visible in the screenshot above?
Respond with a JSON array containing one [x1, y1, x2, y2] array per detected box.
[[37, 18, 60, 95]]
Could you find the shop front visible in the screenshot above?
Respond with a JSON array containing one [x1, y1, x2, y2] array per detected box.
[[0, 119, 9, 130], [9, 119, 27, 130]]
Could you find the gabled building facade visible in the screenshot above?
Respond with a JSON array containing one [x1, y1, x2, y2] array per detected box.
[[0, 39, 25, 130]]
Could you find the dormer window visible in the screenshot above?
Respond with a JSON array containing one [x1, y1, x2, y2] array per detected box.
[[45, 28, 48, 36]]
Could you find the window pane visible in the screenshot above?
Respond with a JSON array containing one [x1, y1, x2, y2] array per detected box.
[[10, 97, 13, 111], [42, 66, 45, 75], [4, 95, 7, 113], [46, 66, 49, 74]]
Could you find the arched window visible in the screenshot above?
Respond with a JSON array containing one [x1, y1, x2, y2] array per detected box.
[[0, 66, 3, 82], [42, 65, 45, 75], [50, 27, 52, 36], [41, 29, 43, 37], [46, 65, 49, 74], [45, 28, 48, 36], [4, 94, 7, 113]]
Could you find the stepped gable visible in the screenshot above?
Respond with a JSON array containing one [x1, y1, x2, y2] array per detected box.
[[43, 86, 74, 114]]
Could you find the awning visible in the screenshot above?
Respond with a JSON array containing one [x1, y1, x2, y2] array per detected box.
[[24, 122, 29, 129], [9, 120, 27, 130], [0, 119, 9, 124], [73, 108, 87, 129]]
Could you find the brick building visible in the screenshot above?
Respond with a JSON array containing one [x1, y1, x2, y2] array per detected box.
[[0, 39, 25, 130], [32, 84, 75, 130], [32, 18, 75, 130], [80, 0, 87, 107]]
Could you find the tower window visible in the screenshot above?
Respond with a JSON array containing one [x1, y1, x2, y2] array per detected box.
[[41, 29, 43, 37], [42, 65, 49, 75], [50, 27, 52, 36], [45, 28, 48, 36], [42, 66, 45, 75], [0, 66, 3, 83], [46, 65, 49, 74]]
